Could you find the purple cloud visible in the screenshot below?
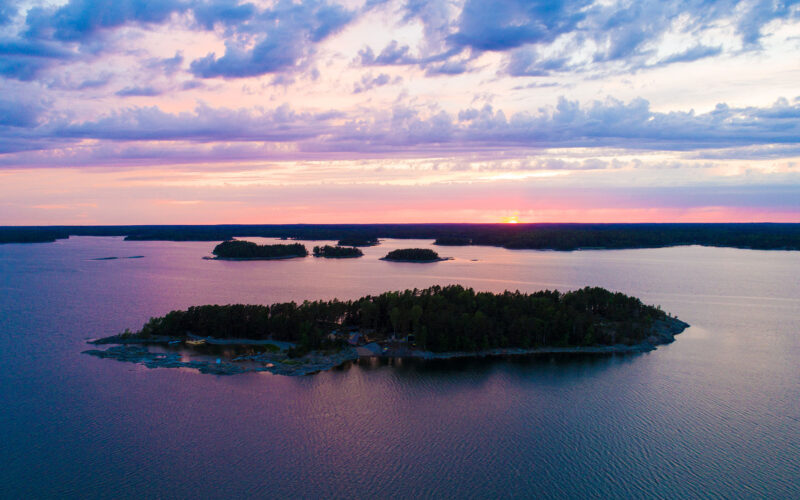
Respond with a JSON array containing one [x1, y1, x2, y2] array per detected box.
[[189, 0, 355, 78], [0, 96, 792, 165]]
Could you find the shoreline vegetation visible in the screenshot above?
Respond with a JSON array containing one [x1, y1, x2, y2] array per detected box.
[[381, 248, 450, 262], [3, 223, 800, 251], [337, 237, 379, 247], [313, 245, 363, 258], [84, 285, 689, 376], [211, 240, 308, 260]]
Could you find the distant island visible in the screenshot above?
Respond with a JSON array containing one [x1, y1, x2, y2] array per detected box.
[[211, 240, 308, 260], [4, 223, 800, 251], [84, 285, 689, 376], [382, 248, 450, 262], [337, 236, 379, 247], [313, 245, 363, 258]]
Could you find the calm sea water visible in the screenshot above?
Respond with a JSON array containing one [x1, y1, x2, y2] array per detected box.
[[1, 237, 798, 498]]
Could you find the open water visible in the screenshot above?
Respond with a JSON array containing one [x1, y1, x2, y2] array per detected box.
[[1, 237, 798, 498]]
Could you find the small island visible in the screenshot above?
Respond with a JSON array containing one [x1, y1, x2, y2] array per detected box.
[[313, 245, 363, 258], [381, 248, 450, 262], [84, 285, 689, 376], [337, 236, 379, 247], [434, 236, 473, 246], [211, 240, 308, 260]]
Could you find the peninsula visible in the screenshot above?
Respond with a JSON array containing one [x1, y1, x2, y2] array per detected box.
[[84, 285, 689, 376], [211, 240, 308, 260], [381, 248, 450, 262]]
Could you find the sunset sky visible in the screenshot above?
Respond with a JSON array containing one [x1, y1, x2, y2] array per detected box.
[[1, 0, 798, 224]]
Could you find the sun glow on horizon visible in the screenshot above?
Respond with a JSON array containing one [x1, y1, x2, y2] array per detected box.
[[501, 215, 520, 224]]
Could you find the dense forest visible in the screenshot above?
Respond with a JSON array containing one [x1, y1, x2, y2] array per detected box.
[[434, 236, 473, 245], [313, 245, 363, 258], [337, 236, 379, 247], [123, 285, 671, 354], [212, 240, 308, 259], [383, 248, 442, 261], [3, 223, 800, 250], [0, 228, 69, 244]]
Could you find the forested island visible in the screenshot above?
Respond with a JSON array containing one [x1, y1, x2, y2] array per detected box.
[[4, 223, 799, 250], [85, 285, 688, 376], [382, 248, 449, 262], [337, 236, 379, 247], [313, 245, 363, 258], [211, 240, 308, 260]]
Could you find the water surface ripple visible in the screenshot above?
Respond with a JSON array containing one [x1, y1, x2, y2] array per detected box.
[[1, 237, 798, 498]]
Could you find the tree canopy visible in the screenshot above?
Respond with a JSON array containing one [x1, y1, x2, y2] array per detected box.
[[212, 240, 308, 259], [313, 245, 363, 258], [383, 248, 442, 261], [130, 285, 670, 354]]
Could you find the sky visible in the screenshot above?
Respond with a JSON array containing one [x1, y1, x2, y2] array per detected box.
[[0, 0, 799, 224]]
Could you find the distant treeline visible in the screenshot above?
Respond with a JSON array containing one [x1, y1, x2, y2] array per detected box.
[[383, 248, 442, 261], [128, 285, 669, 354], [434, 236, 472, 246], [2, 223, 800, 251], [0, 228, 69, 244], [213, 240, 308, 259], [313, 245, 363, 258]]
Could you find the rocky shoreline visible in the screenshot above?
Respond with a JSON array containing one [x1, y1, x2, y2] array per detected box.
[[203, 254, 306, 261], [378, 257, 453, 263], [83, 344, 359, 376]]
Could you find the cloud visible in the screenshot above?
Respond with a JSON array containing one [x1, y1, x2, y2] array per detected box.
[[0, 97, 43, 127], [358, 41, 412, 65], [52, 103, 343, 142], [356, 0, 800, 76], [353, 72, 395, 93], [0, 37, 75, 80], [192, 0, 256, 30], [448, 0, 591, 51], [147, 52, 184, 75], [24, 0, 189, 42], [1, 0, 355, 81], [658, 44, 723, 65], [189, 0, 355, 78], [1, 91, 799, 164], [115, 85, 163, 97], [0, 1, 17, 26]]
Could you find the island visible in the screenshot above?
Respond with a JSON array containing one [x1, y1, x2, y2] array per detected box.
[[381, 248, 450, 262], [313, 245, 363, 258], [337, 236, 379, 247], [210, 240, 308, 260], [84, 285, 689, 376]]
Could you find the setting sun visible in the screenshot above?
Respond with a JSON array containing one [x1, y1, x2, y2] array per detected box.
[[501, 215, 520, 224]]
